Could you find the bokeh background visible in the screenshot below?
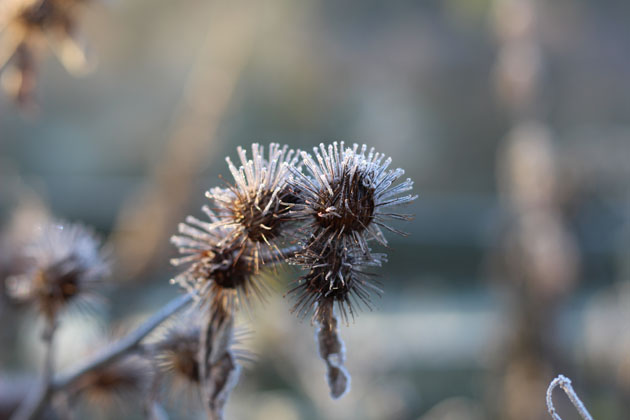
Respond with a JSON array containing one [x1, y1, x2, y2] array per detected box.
[[1, 0, 630, 419]]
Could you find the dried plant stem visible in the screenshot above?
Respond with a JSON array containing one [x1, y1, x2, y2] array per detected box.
[[11, 293, 192, 420], [316, 299, 350, 399], [546, 375, 594, 420], [199, 301, 240, 420], [11, 319, 57, 420], [55, 293, 193, 389]]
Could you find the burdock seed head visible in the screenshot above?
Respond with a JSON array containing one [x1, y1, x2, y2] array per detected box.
[[6, 220, 109, 321], [155, 320, 202, 386], [207, 143, 300, 249], [288, 240, 385, 323], [170, 206, 271, 311], [288, 142, 417, 256], [73, 356, 150, 409], [152, 313, 250, 412], [0, 0, 91, 106]]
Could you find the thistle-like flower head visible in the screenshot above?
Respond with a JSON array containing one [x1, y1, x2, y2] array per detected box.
[[170, 206, 269, 310], [0, 0, 90, 105], [207, 143, 300, 250], [288, 142, 416, 255], [155, 321, 202, 386], [288, 240, 385, 323], [73, 356, 150, 408], [6, 220, 109, 320], [154, 314, 251, 390]]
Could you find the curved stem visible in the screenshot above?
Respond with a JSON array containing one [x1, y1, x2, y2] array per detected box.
[[54, 293, 193, 389], [10, 319, 57, 420], [546, 375, 594, 420], [11, 293, 193, 420]]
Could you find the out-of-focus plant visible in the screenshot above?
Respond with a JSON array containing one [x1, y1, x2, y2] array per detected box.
[[489, 0, 580, 418], [0, 0, 92, 107], [5, 142, 415, 420]]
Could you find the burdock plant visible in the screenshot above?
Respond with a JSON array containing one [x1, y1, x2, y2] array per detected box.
[[0, 0, 92, 106], [6, 221, 109, 322], [8, 142, 414, 420], [170, 142, 415, 416]]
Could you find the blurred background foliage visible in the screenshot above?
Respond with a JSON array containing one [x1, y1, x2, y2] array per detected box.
[[1, 0, 630, 419]]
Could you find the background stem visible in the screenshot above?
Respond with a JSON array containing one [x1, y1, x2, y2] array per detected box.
[[10, 293, 192, 420], [10, 319, 57, 420]]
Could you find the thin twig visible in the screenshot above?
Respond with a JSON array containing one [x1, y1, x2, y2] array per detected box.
[[54, 293, 193, 389], [11, 293, 192, 420], [546, 374, 594, 420], [11, 319, 57, 420]]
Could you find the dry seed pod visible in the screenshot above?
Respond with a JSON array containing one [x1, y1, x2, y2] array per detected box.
[[0, 0, 92, 106], [72, 356, 150, 409], [171, 211, 268, 311], [207, 143, 300, 256], [152, 312, 252, 418], [288, 142, 416, 256], [157, 324, 202, 386], [289, 239, 385, 322], [6, 221, 109, 321]]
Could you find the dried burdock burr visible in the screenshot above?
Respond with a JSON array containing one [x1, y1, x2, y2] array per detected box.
[[155, 320, 203, 387], [170, 207, 271, 311], [207, 143, 300, 265], [6, 220, 109, 322], [155, 310, 252, 420], [288, 142, 416, 256], [288, 239, 385, 323], [285, 142, 415, 399], [0, 0, 92, 106], [171, 142, 303, 308], [72, 356, 151, 409], [288, 240, 384, 399], [154, 314, 251, 388]]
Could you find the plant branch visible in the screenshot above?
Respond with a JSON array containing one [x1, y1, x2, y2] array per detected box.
[[546, 374, 594, 420], [54, 293, 193, 390], [11, 293, 192, 420], [11, 319, 57, 420]]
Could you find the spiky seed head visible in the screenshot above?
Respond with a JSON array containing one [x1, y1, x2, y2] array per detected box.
[[1, 0, 91, 105], [73, 356, 150, 408], [153, 313, 253, 392], [288, 142, 417, 255], [207, 143, 300, 248], [6, 221, 109, 320], [288, 239, 385, 323], [170, 206, 269, 310], [155, 321, 202, 385], [12, 0, 88, 48]]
